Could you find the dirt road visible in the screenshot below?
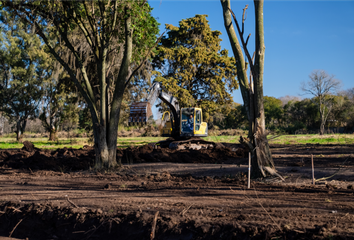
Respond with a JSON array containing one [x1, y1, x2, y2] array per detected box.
[[0, 144, 353, 239]]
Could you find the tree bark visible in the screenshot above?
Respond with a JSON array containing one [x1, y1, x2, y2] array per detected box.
[[49, 130, 57, 141], [16, 126, 22, 142], [221, 0, 276, 178], [320, 122, 325, 135], [15, 119, 26, 142], [92, 123, 110, 169]]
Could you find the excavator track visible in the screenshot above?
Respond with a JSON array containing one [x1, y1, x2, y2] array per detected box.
[[152, 137, 220, 150]]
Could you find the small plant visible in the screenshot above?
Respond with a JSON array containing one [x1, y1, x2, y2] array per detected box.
[[327, 234, 335, 240], [58, 166, 67, 173]]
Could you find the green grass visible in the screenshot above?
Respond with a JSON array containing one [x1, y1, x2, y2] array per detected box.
[[0, 133, 353, 149], [0, 135, 241, 149], [269, 134, 354, 145], [204, 135, 241, 143], [0, 138, 89, 149], [0, 136, 167, 149], [117, 137, 166, 148]]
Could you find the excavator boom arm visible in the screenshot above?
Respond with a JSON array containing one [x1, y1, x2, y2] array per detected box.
[[129, 82, 180, 137]]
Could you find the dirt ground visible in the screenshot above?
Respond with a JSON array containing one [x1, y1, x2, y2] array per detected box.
[[0, 142, 354, 240]]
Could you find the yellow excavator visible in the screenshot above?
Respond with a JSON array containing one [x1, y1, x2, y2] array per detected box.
[[159, 107, 208, 138], [129, 82, 212, 149]]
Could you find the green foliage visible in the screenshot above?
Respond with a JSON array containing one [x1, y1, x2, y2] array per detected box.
[[0, 12, 46, 138], [152, 15, 238, 121], [339, 88, 354, 130], [79, 107, 92, 132], [264, 96, 283, 128], [281, 98, 320, 133], [327, 94, 353, 129], [223, 93, 354, 134], [223, 103, 248, 129], [56, 76, 81, 130], [61, 102, 80, 130], [39, 67, 72, 135], [1, 0, 160, 166]]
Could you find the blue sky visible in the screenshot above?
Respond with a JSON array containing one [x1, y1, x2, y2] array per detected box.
[[149, 0, 354, 104]]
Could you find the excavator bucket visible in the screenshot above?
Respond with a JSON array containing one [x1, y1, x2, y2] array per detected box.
[[128, 102, 153, 126]]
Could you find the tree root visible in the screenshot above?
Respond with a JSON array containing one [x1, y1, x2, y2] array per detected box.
[[240, 119, 281, 179], [263, 166, 285, 181], [254, 120, 276, 178]]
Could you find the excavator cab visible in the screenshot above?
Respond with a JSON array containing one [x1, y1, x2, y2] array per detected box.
[[180, 107, 208, 137]]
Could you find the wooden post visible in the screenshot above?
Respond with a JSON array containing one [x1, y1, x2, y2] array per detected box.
[[150, 211, 159, 240], [248, 152, 251, 188], [311, 154, 315, 185]]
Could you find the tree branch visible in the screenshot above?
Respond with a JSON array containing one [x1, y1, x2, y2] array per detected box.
[[108, 0, 119, 42], [83, 1, 101, 56], [140, 0, 148, 8], [242, 5, 248, 35], [228, 7, 255, 80], [125, 31, 166, 88], [72, 7, 98, 61], [28, 19, 99, 120]]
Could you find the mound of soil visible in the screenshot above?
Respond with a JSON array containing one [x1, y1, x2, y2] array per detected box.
[[0, 147, 95, 172], [0, 143, 246, 172], [120, 143, 246, 165]]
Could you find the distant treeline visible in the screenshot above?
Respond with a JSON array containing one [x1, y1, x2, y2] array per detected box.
[[210, 93, 354, 134]]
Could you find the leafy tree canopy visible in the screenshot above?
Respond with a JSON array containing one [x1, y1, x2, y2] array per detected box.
[[263, 96, 283, 127], [1, 0, 160, 167], [152, 14, 238, 121], [0, 13, 47, 140]]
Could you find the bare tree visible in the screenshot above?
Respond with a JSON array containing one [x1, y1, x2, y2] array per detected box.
[[339, 88, 354, 102], [221, 0, 277, 178], [301, 70, 341, 135], [279, 95, 302, 106]]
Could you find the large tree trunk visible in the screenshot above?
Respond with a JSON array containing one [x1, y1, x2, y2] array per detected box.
[[320, 119, 325, 135], [106, 6, 133, 168], [92, 124, 111, 169], [221, 0, 276, 179], [16, 120, 22, 142], [108, 85, 125, 167], [49, 130, 57, 141], [16, 119, 26, 142], [91, 108, 121, 169], [0, 114, 4, 136], [319, 103, 331, 135]]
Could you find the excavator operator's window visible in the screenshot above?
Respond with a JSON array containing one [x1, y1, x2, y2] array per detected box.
[[195, 110, 201, 131], [181, 109, 194, 132]]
